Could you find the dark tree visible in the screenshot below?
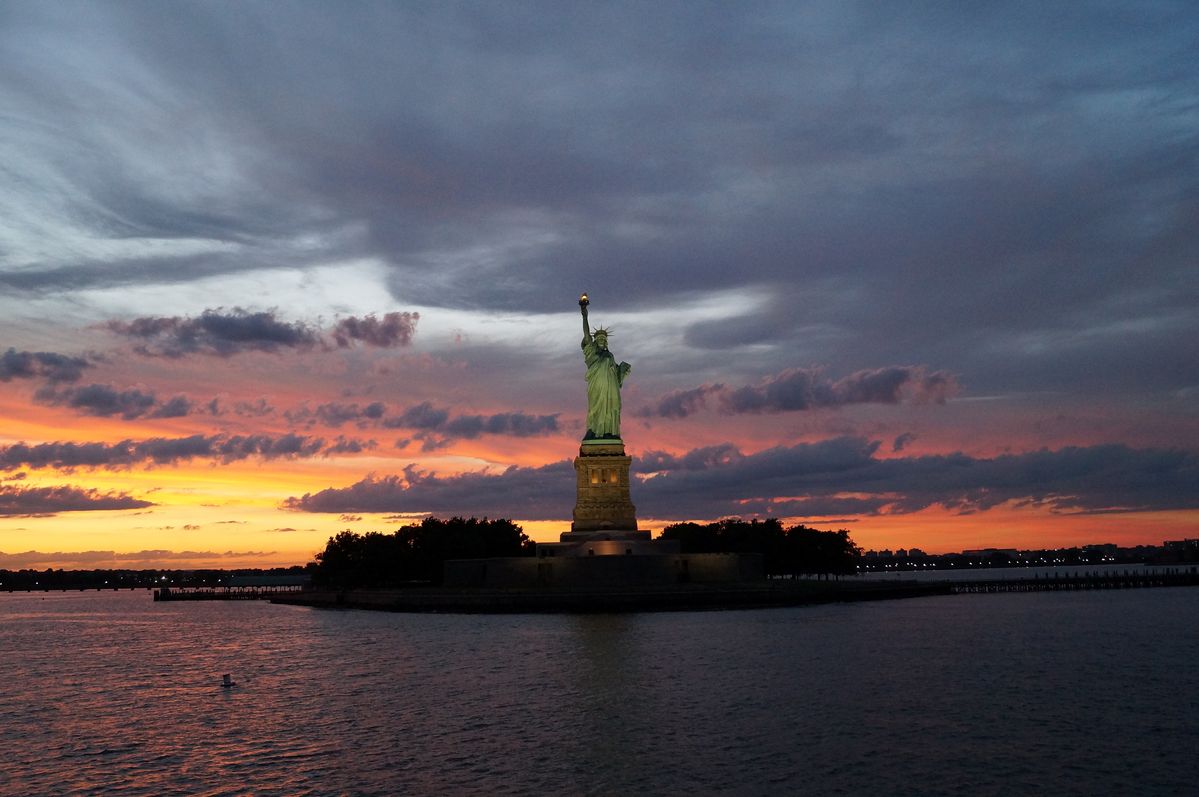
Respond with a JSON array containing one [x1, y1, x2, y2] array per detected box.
[[783, 527, 861, 578], [311, 516, 532, 588], [661, 518, 861, 578]]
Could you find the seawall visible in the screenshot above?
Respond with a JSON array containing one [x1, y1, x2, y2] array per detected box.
[[270, 579, 952, 614]]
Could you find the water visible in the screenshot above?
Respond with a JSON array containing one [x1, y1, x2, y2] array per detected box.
[[2, 589, 1196, 796], [861, 562, 1197, 581]]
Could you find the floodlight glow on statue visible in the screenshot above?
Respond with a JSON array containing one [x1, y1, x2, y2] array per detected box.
[[579, 293, 631, 441]]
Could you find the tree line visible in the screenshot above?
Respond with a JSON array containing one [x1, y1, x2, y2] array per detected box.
[[309, 515, 860, 587], [660, 518, 861, 578], [311, 516, 532, 587]]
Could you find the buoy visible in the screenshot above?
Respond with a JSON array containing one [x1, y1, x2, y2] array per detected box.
[[221, 673, 237, 689]]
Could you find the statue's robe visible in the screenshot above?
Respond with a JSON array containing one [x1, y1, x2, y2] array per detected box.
[[582, 337, 631, 439]]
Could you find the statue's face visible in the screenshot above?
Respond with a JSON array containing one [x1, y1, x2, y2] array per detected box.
[[594, 333, 608, 350]]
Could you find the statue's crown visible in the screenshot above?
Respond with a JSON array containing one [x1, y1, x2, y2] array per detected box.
[[592, 326, 611, 337]]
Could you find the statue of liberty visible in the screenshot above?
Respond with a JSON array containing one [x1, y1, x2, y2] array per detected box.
[[578, 294, 631, 440]]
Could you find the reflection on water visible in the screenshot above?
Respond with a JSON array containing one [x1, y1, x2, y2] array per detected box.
[[861, 562, 1197, 582], [2, 589, 1197, 795]]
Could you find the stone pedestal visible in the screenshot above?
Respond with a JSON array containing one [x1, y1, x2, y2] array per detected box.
[[571, 439, 637, 532], [538, 528, 674, 558], [536, 437, 679, 558]]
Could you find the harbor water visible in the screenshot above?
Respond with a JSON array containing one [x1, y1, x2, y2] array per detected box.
[[2, 585, 1196, 796]]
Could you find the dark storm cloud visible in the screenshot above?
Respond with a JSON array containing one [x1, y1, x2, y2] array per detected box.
[[284, 437, 1198, 520], [287, 401, 387, 428], [230, 398, 276, 417], [282, 461, 575, 518], [682, 312, 793, 350], [360, 401, 387, 419], [642, 367, 960, 418], [285, 399, 558, 444], [408, 409, 560, 451], [0, 483, 153, 516], [442, 412, 560, 439], [0, 433, 374, 470], [331, 312, 420, 348], [324, 437, 378, 455], [32, 383, 205, 421], [286, 402, 366, 429], [634, 438, 1199, 519], [105, 310, 420, 358], [645, 385, 724, 420], [639, 444, 744, 473], [1, 3, 1195, 399], [34, 383, 158, 420], [105, 309, 321, 357], [213, 434, 326, 462], [0, 348, 91, 383], [385, 402, 449, 430], [149, 394, 194, 418]]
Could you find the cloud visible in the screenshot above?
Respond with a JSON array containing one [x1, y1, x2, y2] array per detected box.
[[638, 443, 745, 473], [325, 436, 377, 455], [287, 399, 559, 445], [32, 383, 203, 421], [0, 348, 91, 383], [287, 401, 387, 428], [34, 383, 158, 420], [230, 398, 276, 417], [643, 367, 961, 418], [404, 408, 559, 451], [199, 433, 327, 463], [105, 309, 419, 358], [724, 367, 959, 412], [441, 412, 560, 439], [104, 308, 321, 357], [0, 483, 153, 516], [282, 438, 1199, 521], [149, 394, 194, 418], [0, 2, 1191, 424], [283, 461, 575, 518], [633, 438, 1199, 519], [384, 401, 449, 430], [0, 433, 374, 470], [332, 312, 420, 348], [683, 312, 791, 350], [892, 432, 917, 452], [642, 384, 724, 420], [0, 3, 1195, 552]]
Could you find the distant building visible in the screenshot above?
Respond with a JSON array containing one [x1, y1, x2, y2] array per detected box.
[[962, 548, 1019, 558], [1163, 539, 1199, 551], [1160, 539, 1199, 563]]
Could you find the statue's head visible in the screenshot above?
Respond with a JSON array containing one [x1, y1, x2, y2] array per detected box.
[[592, 327, 610, 350]]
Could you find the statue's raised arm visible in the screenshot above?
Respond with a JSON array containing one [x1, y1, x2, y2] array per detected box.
[[577, 293, 630, 441], [579, 293, 592, 346]]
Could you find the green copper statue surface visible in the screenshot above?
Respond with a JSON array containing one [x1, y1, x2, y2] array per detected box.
[[578, 294, 631, 440]]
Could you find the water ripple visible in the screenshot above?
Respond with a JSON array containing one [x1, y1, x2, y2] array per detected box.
[[2, 589, 1197, 794]]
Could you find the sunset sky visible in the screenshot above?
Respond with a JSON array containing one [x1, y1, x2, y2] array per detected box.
[[2, 2, 1196, 569]]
